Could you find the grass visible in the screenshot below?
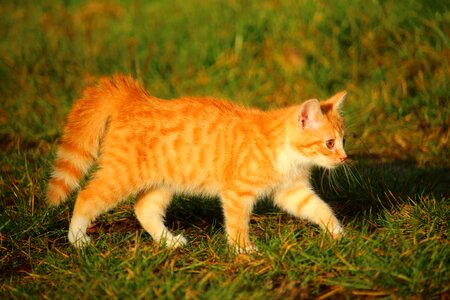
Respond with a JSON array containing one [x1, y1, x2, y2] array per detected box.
[[1, 0, 449, 298]]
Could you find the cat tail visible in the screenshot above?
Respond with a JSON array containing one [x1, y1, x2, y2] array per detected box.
[[46, 75, 146, 206]]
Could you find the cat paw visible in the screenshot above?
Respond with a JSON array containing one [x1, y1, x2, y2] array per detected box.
[[330, 224, 344, 239], [68, 231, 91, 248], [235, 244, 258, 254], [164, 234, 187, 248]]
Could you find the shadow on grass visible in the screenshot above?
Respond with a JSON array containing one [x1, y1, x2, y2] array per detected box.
[[314, 156, 449, 225], [163, 156, 449, 239]]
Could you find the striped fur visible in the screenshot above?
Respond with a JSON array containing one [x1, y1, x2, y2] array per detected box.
[[47, 75, 348, 252]]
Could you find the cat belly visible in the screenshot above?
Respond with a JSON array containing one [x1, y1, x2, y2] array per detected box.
[[170, 181, 221, 198]]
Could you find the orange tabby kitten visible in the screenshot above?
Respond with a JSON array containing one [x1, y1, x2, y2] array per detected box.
[[47, 75, 347, 252]]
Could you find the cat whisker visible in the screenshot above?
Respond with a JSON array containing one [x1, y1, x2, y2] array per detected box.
[[320, 167, 328, 193], [342, 162, 362, 188], [328, 167, 341, 194]]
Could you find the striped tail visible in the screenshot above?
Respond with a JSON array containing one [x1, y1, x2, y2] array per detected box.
[[46, 75, 146, 206]]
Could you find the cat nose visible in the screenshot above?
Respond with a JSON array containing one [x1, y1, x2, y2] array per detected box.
[[340, 156, 347, 162]]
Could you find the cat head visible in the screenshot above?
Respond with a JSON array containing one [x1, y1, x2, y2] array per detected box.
[[288, 91, 347, 169]]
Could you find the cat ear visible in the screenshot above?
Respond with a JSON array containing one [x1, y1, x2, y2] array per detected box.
[[327, 90, 347, 111], [298, 99, 322, 129]]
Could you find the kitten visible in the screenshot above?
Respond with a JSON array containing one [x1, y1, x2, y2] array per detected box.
[[46, 75, 347, 252]]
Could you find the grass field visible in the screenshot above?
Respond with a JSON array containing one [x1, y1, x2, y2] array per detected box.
[[1, 0, 449, 299]]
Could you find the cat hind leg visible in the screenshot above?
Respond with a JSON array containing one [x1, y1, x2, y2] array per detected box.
[[134, 187, 187, 248], [68, 175, 130, 248]]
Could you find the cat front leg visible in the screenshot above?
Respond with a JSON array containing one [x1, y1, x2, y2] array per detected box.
[[274, 184, 343, 238], [221, 189, 257, 253]]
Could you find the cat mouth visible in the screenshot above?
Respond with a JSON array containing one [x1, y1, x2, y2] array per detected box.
[[325, 159, 346, 169]]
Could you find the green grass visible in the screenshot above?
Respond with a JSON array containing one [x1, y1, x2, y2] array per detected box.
[[1, 0, 449, 298]]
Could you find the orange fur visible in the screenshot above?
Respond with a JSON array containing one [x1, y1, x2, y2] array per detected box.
[[47, 75, 348, 251]]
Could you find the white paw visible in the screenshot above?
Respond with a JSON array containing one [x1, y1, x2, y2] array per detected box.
[[164, 234, 187, 248], [236, 244, 258, 254], [330, 224, 344, 239], [68, 215, 90, 248], [68, 230, 91, 248]]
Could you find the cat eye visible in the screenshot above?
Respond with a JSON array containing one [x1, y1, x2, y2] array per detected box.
[[325, 139, 335, 149]]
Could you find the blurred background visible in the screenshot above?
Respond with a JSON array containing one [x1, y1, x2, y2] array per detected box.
[[0, 0, 448, 167]]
